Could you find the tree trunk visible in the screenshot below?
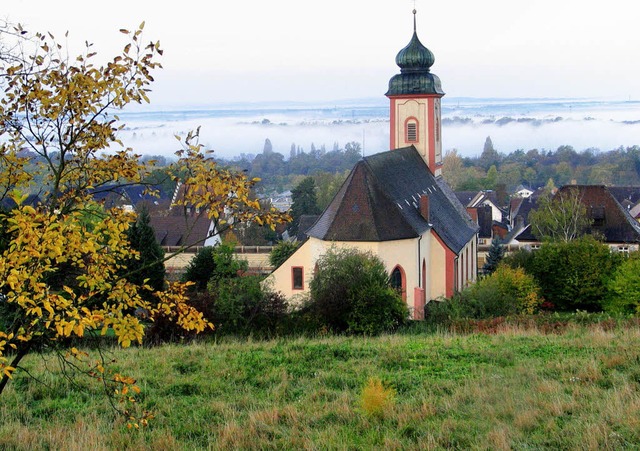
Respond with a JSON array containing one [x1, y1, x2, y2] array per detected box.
[[0, 344, 29, 395]]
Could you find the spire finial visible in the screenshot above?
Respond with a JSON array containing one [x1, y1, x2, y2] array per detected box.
[[413, 6, 417, 33]]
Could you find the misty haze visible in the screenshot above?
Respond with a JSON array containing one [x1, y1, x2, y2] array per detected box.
[[117, 97, 640, 161]]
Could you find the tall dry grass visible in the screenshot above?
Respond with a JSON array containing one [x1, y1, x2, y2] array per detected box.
[[1, 323, 640, 449]]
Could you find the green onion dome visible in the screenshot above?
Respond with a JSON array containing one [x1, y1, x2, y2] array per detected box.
[[386, 10, 444, 96]]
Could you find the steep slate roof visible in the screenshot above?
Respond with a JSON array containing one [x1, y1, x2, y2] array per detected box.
[[607, 186, 640, 210], [307, 146, 478, 253], [577, 185, 640, 243], [514, 185, 640, 244], [150, 214, 213, 247], [454, 191, 477, 207], [91, 183, 170, 210], [296, 214, 320, 242]]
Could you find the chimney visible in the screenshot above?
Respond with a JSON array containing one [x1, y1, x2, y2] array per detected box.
[[419, 194, 430, 221], [466, 207, 478, 224]]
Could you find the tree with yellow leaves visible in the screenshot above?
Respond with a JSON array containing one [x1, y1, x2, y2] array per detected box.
[[0, 21, 288, 422]]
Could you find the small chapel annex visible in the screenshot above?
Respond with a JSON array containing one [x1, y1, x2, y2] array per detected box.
[[265, 11, 478, 318]]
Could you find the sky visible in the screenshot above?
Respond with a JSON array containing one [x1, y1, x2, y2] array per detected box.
[[4, 0, 640, 109]]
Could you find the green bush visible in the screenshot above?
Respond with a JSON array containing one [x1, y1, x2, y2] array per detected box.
[[182, 243, 247, 293], [425, 265, 543, 324], [146, 279, 290, 342], [522, 236, 622, 312], [606, 252, 640, 314], [269, 241, 299, 268], [213, 276, 289, 337], [306, 247, 408, 335]]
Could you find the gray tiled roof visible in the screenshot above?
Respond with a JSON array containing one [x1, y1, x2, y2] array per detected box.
[[307, 146, 478, 253]]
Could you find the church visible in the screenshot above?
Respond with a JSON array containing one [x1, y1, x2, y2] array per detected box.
[[265, 11, 479, 318]]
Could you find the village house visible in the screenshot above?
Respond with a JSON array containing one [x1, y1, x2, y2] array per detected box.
[[505, 184, 640, 252]]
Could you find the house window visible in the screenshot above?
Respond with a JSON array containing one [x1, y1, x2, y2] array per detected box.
[[618, 245, 630, 254], [591, 206, 606, 227], [292, 267, 304, 290], [406, 121, 418, 142]]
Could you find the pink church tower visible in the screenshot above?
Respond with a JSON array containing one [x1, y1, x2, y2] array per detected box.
[[386, 9, 445, 177]]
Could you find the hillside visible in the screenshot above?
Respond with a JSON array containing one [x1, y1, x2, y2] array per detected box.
[[2, 322, 640, 449]]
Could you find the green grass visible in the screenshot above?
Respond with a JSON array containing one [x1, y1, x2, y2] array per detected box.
[[2, 323, 640, 449]]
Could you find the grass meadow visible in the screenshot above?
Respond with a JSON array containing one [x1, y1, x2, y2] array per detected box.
[[2, 321, 640, 450]]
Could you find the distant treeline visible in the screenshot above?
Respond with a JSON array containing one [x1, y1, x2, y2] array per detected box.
[[442, 137, 640, 193], [217, 139, 363, 193], [213, 136, 640, 197]]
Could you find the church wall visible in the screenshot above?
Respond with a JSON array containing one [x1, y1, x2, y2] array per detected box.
[[263, 238, 316, 302], [460, 237, 478, 290], [265, 236, 427, 313]]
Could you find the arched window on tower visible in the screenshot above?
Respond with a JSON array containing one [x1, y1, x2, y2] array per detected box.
[[390, 265, 406, 302], [405, 118, 419, 143]]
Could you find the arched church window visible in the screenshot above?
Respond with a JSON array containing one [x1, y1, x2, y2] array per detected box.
[[390, 265, 406, 301]]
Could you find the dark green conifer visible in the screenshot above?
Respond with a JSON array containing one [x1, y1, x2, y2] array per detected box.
[[126, 206, 166, 295], [483, 238, 505, 275]]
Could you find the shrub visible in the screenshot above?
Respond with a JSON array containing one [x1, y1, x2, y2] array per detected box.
[[182, 243, 247, 293], [524, 236, 622, 312], [146, 281, 290, 342], [269, 241, 299, 268], [145, 291, 217, 345], [213, 275, 289, 337], [606, 252, 640, 314], [501, 247, 535, 271], [425, 265, 543, 323], [306, 247, 408, 335]]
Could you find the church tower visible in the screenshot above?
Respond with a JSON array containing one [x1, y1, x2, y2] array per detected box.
[[386, 10, 445, 177]]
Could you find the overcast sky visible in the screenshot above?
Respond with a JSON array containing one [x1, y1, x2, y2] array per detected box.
[[4, 0, 640, 108]]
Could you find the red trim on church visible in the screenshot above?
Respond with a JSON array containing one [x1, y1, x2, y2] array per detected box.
[[427, 97, 436, 170], [432, 231, 457, 298]]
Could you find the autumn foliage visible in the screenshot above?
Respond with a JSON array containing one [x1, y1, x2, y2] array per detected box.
[[0, 21, 288, 421]]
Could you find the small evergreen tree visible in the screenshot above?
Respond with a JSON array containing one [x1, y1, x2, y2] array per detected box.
[[483, 238, 505, 275], [480, 136, 500, 170], [126, 206, 165, 295], [289, 177, 321, 236], [181, 246, 217, 292]]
